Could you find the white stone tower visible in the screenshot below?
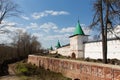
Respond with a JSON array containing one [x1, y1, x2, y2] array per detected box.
[[69, 21, 88, 58]]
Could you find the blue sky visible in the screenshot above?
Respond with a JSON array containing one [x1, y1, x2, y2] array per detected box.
[[1, 0, 96, 48]]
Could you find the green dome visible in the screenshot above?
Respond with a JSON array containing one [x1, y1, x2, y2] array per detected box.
[[74, 21, 85, 35]]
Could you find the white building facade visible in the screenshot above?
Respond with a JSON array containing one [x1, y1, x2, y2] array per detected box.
[[50, 22, 120, 59]]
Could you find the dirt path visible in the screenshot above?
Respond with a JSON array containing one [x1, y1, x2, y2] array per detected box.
[[0, 64, 20, 80], [0, 75, 20, 80]]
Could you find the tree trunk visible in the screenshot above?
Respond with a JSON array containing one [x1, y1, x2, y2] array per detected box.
[[103, 0, 109, 64], [100, 0, 107, 64]]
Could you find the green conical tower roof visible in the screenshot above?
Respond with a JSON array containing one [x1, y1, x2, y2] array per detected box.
[[56, 40, 61, 48], [50, 46, 53, 50], [74, 20, 85, 35]]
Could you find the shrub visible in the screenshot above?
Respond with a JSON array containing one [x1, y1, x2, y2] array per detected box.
[[85, 57, 90, 61], [16, 63, 37, 76]]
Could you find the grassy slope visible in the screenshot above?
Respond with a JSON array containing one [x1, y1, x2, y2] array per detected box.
[[15, 61, 71, 80]]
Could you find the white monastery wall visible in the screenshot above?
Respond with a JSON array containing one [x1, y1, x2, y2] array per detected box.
[[70, 35, 88, 58], [84, 41, 102, 59], [57, 45, 70, 56], [84, 39, 120, 59], [49, 50, 57, 54], [50, 25, 120, 59]]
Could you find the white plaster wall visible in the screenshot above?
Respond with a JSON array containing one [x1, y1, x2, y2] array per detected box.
[[77, 36, 85, 58], [49, 50, 57, 54], [70, 36, 83, 58], [84, 42, 102, 59], [57, 46, 70, 56], [70, 36, 78, 51], [84, 40, 120, 59], [70, 35, 88, 58], [107, 40, 120, 59], [70, 36, 78, 58]]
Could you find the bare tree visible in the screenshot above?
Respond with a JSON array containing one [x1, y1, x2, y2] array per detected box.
[[0, 0, 20, 34], [12, 31, 42, 58], [90, 0, 120, 63], [0, 0, 19, 24], [16, 32, 31, 58], [30, 36, 41, 54]]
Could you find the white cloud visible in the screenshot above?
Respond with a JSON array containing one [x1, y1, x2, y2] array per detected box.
[[40, 22, 58, 32], [0, 21, 27, 44], [1, 21, 17, 27], [6, 27, 26, 33], [0, 20, 91, 48], [26, 22, 58, 33], [54, 24, 91, 34], [82, 27, 91, 35], [45, 10, 69, 16], [0, 21, 25, 34], [0, 21, 26, 33], [37, 34, 68, 48], [20, 15, 30, 20], [55, 27, 75, 33], [0, 34, 13, 44], [32, 12, 48, 19], [32, 33, 43, 38], [32, 10, 69, 19], [0, 25, 26, 38], [45, 34, 70, 41], [25, 22, 91, 48], [26, 23, 38, 29]]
